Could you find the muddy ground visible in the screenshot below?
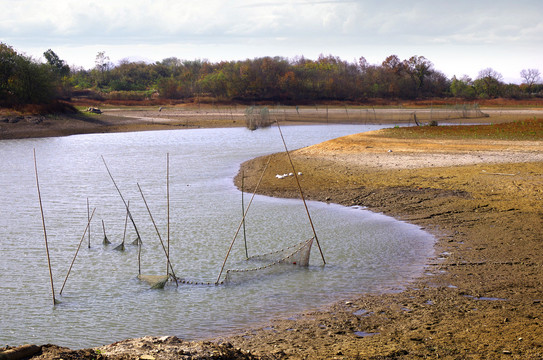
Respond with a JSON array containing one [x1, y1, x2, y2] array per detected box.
[[226, 128, 543, 359], [1, 111, 542, 359]]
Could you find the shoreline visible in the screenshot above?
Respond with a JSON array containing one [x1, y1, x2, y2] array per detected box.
[[223, 131, 543, 359], [2, 105, 543, 141], [3, 113, 543, 359]]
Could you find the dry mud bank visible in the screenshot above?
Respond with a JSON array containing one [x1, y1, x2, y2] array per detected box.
[[226, 130, 543, 359]]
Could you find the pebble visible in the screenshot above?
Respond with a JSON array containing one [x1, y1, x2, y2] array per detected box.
[[140, 355, 155, 360]]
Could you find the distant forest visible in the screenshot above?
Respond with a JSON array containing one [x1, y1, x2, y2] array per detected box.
[[1, 42, 542, 107]]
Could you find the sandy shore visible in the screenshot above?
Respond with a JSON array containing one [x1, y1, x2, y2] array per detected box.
[[2, 110, 543, 359]]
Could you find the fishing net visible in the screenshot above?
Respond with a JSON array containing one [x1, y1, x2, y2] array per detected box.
[[137, 274, 168, 289], [449, 103, 489, 119], [245, 106, 272, 130], [222, 237, 314, 284]]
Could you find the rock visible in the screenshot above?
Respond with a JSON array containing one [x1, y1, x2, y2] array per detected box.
[[0, 344, 41, 360]]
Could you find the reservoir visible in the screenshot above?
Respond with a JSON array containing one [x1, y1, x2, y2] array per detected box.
[[0, 124, 434, 348]]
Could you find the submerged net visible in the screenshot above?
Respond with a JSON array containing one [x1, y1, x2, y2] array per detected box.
[[137, 274, 169, 289], [223, 237, 314, 284], [448, 103, 489, 119]]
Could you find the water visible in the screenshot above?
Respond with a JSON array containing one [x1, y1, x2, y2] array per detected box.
[[0, 125, 434, 348]]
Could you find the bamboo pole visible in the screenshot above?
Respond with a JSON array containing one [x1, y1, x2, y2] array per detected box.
[[167, 153, 170, 277], [87, 198, 91, 248], [122, 201, 129, 247], [241, 171, 248, 259], [101, 155, 143, 274], [33, 149, 56, 306], [275, 121, 326, 265], [60, 208, 96, 295], [137, 183, 178, 286], [114, 200, 129, 251], [216, 155, 272, 284]]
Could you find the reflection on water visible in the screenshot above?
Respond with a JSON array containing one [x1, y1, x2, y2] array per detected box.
[[0, 125, 434, 348]]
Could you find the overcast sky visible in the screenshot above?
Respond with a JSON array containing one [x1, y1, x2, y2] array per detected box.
[[1, 0, 541, 83]]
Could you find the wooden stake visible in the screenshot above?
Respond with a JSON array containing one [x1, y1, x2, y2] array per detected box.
[[60, 208, 96, 295], [33, 149, 56, 306]]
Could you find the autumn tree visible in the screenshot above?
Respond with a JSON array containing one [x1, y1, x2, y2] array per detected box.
[[405, 56, 433, 97], [380, 55, 407, 97]]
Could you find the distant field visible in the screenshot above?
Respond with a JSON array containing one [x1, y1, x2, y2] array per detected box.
[[380, 118, 543, 141]]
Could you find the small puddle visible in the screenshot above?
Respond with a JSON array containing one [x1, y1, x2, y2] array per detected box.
[[354, 331, 379, 338], [476, 297, 507, 301], [353, 309, 372, 317], [463, 295, 508, 301]]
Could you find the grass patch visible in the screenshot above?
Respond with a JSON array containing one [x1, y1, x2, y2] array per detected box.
[[381, 118, 543, 141]]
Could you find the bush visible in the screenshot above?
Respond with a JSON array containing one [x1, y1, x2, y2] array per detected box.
[[1, 42, 60, 106]]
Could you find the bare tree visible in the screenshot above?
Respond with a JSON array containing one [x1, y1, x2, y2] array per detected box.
[[477, 68, 503, 82], [95, 51, 111, 73], [93, 51, 112, 87], [520, 69, 541, 91]]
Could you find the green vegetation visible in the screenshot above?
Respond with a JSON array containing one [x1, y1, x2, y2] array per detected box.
[[0, 44, 60, 106], [1, 42, 543, 109], [381, 118, 543, 141]]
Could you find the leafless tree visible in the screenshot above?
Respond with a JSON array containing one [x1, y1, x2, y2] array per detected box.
[[520, 69, 541, 91]]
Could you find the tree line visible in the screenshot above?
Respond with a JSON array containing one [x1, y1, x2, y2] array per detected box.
[[1, 42, 542, 107]]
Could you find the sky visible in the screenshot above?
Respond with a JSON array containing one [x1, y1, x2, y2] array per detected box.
[[1, 0, 542, 83]]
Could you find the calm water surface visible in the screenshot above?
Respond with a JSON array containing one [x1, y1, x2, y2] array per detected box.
[[0, 125, 434, 348]]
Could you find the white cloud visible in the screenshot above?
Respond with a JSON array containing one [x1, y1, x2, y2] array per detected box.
[[1, 0, 541, 81]]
